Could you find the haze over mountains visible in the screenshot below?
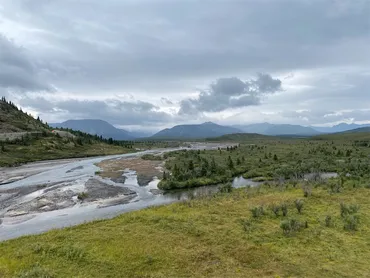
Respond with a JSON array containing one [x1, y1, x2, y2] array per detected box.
[[50, 119, 370, 140], [50, 120, 150, 141]]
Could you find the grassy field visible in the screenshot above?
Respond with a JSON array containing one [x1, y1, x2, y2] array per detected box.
[[0, 183, 369, 277]]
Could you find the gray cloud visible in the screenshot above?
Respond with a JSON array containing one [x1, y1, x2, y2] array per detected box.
[[18, 97, 174, 126], [179, 74, 281, 114], [0, 34, 52, 92], [1, 0, 369, 94], [0, 0, 369, 127]]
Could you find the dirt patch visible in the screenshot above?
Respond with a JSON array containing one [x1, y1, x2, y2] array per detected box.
[[96, 157, 163, 186]]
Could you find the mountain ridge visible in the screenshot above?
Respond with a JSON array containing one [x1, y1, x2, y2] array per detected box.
[[151, 122, 242, 139], [233, 123, 320, 136]]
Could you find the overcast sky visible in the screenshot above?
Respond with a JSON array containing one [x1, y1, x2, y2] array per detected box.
[[1, 0, 369, 131]]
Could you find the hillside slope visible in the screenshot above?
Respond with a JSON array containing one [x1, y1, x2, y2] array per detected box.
[[152, 122, 242, 139], [0, 97, 48, 133]]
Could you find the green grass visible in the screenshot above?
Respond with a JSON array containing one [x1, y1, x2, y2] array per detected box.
[[0, 136, 134, 167], [1, 184, 369, 277]]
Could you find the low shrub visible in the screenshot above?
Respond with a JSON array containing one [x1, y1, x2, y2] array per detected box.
[[343, 215, 359, 231], [325, 215, 332, 227], [251, 206, 265, 218], [270, 204, 280, 217], [281, 203, 288, 217], [340, 203, 360, 218], [280, 218, 302, 235], [77, 192, 88, 200], [295, 199, 304, 214]]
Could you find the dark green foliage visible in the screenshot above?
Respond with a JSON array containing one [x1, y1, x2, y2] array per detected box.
[[303, 183, 312, 198], [281, 203, 288, 217], [270, 204, 280, 217], [77, 192, 88, 200], [227, 156, 234, 169], [340, 203, 360, 218], [325, 215, 332, 227], [251, 206, 265, 218], [142, 154, 163, 161], [340, 203, 360, 231], [343, 215, 359, 231], [188, 160, 194, 171], [295, 199, 304, 214], [280, 219, 302, 235]]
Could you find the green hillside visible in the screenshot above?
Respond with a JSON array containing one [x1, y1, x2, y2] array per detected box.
[[0, 97, 49, 132]]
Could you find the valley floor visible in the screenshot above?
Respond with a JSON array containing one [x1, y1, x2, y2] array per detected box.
[[1, 185, 369, 277]]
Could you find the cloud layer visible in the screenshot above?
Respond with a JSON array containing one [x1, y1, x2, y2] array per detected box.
[[0, 0, 369, 130]]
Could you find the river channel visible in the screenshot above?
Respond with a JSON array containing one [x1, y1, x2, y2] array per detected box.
[[0, 143, 253, 241]]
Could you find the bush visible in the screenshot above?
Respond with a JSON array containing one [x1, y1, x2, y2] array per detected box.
[[251, 206, 265, 218], [343, 215, 359, 231], [281, 203, 288, 217], [77, 192, 88, 200], [340, 203, 360, 218], [325, 215, 332, 227], [270, 204, 280, 217], [329, 183, 341, 194], [302, 183, 312, 197], [141, 154, 163, 161], [295, 199, 304, 214], [280, 219, 302, 235]]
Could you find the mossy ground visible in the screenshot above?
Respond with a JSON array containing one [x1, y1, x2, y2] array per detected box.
[[1, 184, 369, 277]]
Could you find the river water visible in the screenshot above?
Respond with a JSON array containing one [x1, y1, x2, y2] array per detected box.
[[1, 143, 252, 241]]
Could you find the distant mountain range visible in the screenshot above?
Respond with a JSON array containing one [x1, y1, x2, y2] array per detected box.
[[151, 122, 242, 139], [50, 119, 370, 141], [311, 123, 370, 133], [50, 119, 151, 140], [340, 126, 370, 134], [233, 123, 320, 136]]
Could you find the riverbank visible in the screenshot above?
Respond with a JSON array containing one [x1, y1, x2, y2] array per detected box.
[[1, 184, 369, 277]]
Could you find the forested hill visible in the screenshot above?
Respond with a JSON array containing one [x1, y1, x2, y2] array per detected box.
[[0, 97, 49, 132]]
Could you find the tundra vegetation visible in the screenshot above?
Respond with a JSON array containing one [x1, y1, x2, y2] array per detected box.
[[1, 133, 370, 277], [158, 134, 370, 190]]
